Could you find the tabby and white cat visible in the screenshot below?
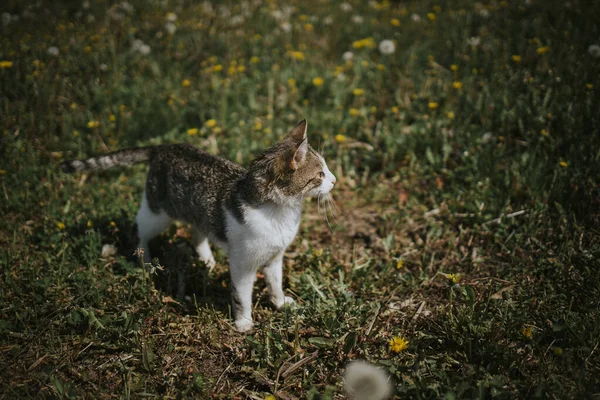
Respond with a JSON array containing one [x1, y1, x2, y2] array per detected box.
[[61, 120, 336, 332]]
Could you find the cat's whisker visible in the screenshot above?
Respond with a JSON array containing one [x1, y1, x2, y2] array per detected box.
[[325, 194, 339, 226]]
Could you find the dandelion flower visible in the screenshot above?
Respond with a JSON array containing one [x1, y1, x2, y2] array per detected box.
[[391, 18, 400, 27], [335, 134, 347, 143], [264, 395, 276, 400], [588, 44, 600, 58], [450, 64, 458, 71], [250, 56, 260, 64], [553, 347, 563, 356], [586, 83, 593, 89], [187, 128, 198, 135], [452, 81, 463, 89], [287, 78, 296, 87], [290, 51, 305, 61], [536, 46, 550, 55], [206, 119, 217, 128], [344, 361, 392, 400], [389, 336, 409, 353], [349, 108, 361, 117], [109, 114, 116, 122], [352, 88, 364, 96], [428, 101, 439, 110], [312, 76, 324, 86], [181, 79, 191, 87], [304, 23, 314, 31], [47, 46, 60, 56], [540, 129, 549, 136], [427, 13, 436, 21], [213, 64, 223, 72], [391, 106, 399, 114], [379, 40, 396, 55], [0, 60, 14, 68], [87, 220, 93, 228], [521, 326, 533, 339], [87, 120, 100, 128], [559, 160, 568, 168], [445, 273, 460, 283], [0, 169, 6, 175], [396, 260, 404, 269], [57, 222, 66, 230], [377, 64, 385, 71], [109, 221, 116, 227], [512, 55, 522, 63]]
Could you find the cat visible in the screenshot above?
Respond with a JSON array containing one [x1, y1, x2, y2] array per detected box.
[[61, 120, 336, 332]]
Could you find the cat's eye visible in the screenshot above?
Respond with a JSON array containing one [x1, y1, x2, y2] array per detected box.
[[318, 171, 325, 179]]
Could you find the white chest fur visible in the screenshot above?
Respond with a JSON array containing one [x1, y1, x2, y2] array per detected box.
[[224, 203, 301, 267]]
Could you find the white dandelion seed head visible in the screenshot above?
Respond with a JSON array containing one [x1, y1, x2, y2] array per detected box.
[[336, 73, 347, 82], [280, 21, 292, 32], [120, 1, 134, 13], [479, 9, 490, 18], [82, 0, 90, 9], [165, 22, 176, 34], [344, 361, 392, 400], [230, 15, 244, 26], [86, 14, 95, 23], [588, 44, 600, 58], [343, 51, 354, 61], [99, 63, 108, 71], [47, 46, 60, 56], [351, 15, 364, 24], [166, 12, 177, 22], [340, 2, 353, 12], [411, 13, 421, 22], [131, 39, 144, 51], [379, 39, 396, 55], [139, 44, 151, 55], [467, 36, 481, 46], [2, 12, 12, 26], [323, 16, 333, 25], [101, 244, 118, 258], [271, 10, 283, 20]]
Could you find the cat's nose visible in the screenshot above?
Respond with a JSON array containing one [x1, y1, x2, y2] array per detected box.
[[331, 176, 337, 185]]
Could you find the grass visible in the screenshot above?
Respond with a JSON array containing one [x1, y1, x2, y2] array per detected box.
[[1, 0, 600, 398]]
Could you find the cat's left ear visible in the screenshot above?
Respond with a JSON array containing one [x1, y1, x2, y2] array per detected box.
[[288, 120, 308, 170]]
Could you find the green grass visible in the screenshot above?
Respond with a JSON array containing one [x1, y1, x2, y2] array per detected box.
[[1, 0, 600, 398]]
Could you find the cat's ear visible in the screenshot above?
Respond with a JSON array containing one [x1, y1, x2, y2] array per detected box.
[[288, 120, 308, 170]]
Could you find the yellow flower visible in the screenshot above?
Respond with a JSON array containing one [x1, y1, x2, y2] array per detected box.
[[254, 121, 263, 130], [335, 134, 347, 143], [389, 336, 409, 353], [586, 83, 593, 90], [352, 37, 376, 50], [391, 106, 399, 114], [391, 18, 401, 27], [536, 46, 550, 55], [521, 326, 533, 339], [445, 273, 460, 283], [540, 129, 549, 136], [452, 81, 463, 89], [0, 169, 7, 175], [120, 104, 126, 112], [428, 102, 439, 110], [265, 395, 276, 400], [447, 111, 455, 119], [250, 56, 260, 64], [57, 222, 66, 230], [304, 23, 314, 32], [73, 130, 80, 137], [187, 128, 198, 135], [312, 77, 324, 86], [427, 13, 436, 21], [253, 34, 262, 40], [263, 128, 272, 134], [352, 88, 364, 96], [206, 119, 217, 128], [500, 0, 508, 7], [302, 99, 309, 105], [313, 248, 324, 257], [553, 347, 563, 356], [361, 60, 368, 68], [84, 46, 92, 53], [287, 78, 296, 87], [396, 260, 404, 269], [109, 221, 116, 227], [213, 64, 223, 72], [377, 64, 385, 71], [0, 61, 14, 68], [512, 55, 522, 63], [433, 5, 441, 13], [109, 114, 116, 122], [182, 79, 191, 87], [87, 220, 93, 228], [450, 64, 458, 71], [290, 51, 305, 61], [370, 106, 377, 114], [237, 65, 246, 73], [87, 120, 100, 128], [349, 108, 361, 117], [559, 160, 568, 168]]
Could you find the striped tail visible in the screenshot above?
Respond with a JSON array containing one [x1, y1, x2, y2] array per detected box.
[[60, 147, 154, 173]]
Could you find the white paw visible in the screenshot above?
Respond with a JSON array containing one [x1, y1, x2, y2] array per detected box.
[[234, 318, 254, 333], [274, 296, 296, 310], [201, 258, 216, 271]]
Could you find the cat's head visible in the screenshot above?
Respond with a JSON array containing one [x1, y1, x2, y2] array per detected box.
[[249, 120, 336, 203]]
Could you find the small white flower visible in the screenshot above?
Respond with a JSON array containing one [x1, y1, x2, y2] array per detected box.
[[340, 2, 353, 12], [411, 13, 421, 22], [344, 361, 392, 400], [47, 46, 60, 56], [165, 22, 176, 34], [131, 39, 144, 51], [230, 15, 244, 26], [280, 21, 292, 32], [343, 51, 354, 61], [166, 12, 177, 22], [120, 1, 134, 13], [379, 39, 396, 55], [139, 44, 151, 55], [323, 16, 333, 25], [467, 36, 481, 46], [479, 9, 490, 18], [588, 44, 600, 58], [352, 15, 364, 24], [99, 63, 108, 71], [101, 244, 118, 258], [336, 73, 347, 82], [82, 0, 90, 9], [271, 10, 283, 20]]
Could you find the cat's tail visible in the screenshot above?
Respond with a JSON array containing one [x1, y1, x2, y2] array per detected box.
[[60, 147, 154, 173]]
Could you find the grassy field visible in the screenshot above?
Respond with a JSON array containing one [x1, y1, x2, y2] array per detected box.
[[1, 0, 600, 398]]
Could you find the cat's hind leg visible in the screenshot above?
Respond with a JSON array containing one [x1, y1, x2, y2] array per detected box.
[[135, 192, 172, 262], [192, 227, 216, 271]]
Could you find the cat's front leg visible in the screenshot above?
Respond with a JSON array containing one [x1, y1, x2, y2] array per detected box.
[[264, 252, 295, 310], [229, 257, 257, 332]]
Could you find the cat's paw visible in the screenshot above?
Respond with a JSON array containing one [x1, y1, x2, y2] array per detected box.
[[273, 296, 296, 310], [234, 318, 254, 333]]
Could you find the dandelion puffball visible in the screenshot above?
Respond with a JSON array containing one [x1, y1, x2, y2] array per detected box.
[[344, 361, 392, 400], [379, 40, 395, 55], [343, 51, 354, 61], [47, 46, 59, 56], [588, 44, 600, 58]]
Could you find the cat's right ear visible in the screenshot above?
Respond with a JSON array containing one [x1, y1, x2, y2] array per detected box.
[[286, 119, 308, 143]]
